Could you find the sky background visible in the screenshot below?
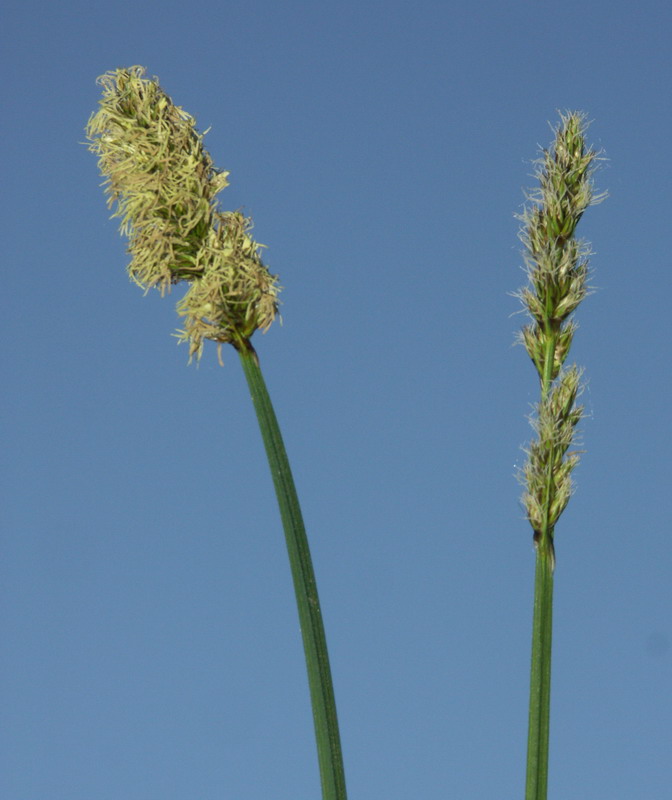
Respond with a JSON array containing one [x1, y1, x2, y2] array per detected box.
[[1, 1, 670, 798]]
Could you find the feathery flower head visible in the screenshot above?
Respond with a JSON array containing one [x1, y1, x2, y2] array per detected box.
[[516, 112, 603, 382], [176, 211, 280, 362], [516, 112, 604, 566], [86, 66, 228, 292], [522, 366, 584, 558], [86, 67, 280, 362]]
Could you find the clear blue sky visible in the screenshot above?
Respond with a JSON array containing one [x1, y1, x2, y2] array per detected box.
[[2, 1, 670, 798]]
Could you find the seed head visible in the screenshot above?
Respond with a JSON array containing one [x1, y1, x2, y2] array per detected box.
[[176, 212, 280, 361], [86, 66, 280, 361], [516, 112, 604, 564], [86, 66, 227, 292]]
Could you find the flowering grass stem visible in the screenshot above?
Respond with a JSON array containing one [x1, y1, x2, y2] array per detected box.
[[87, 66, 346, 800], [516, 112, 603, 800]]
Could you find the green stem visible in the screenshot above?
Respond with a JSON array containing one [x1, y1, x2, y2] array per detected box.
[[237, 340, 347, 800], [525, 544, 554, 800], [525, 328, 557, 800]]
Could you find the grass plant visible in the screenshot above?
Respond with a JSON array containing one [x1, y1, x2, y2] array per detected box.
[[516, 112, 604, 800], [86, 66, 347, 800], [87, 70, 604, 799]]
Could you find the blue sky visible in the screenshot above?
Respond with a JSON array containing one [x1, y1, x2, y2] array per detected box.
[[2, 1, 670, 798]]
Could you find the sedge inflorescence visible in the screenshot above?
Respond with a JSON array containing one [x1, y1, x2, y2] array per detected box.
[[86, 66, 280, 361], [516, 112, 604, 567]]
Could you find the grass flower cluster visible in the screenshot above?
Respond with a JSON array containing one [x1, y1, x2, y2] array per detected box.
[[517, 113, 602, 570], [516, 112, 604, 800], [86, 66, 279, 360]]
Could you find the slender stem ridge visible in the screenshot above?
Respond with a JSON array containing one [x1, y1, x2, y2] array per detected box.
[[516, 113, 603, 800], [238, 342, 348, 800]]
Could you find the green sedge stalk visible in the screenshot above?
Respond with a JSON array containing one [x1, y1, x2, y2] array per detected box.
[[516, 113, 604, 800], [237, 340, 347, 800], [87, 66, 347, 800]]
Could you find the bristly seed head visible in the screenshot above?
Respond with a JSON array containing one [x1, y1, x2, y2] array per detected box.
[[516, 112, 604, 565], [86, 66, 280, 361], [175, 212, 280, 361]]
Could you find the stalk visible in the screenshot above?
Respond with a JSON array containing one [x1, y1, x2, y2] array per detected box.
[[237, 340, 347, 800], [525, 534, 554, 799], [515, 113, 604, 800]]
